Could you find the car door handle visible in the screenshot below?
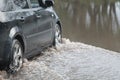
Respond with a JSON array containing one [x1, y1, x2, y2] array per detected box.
[[20, 17, 25, 22], [36, 15, 42, 18]]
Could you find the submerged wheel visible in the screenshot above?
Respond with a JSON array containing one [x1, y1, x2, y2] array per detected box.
[[53, 24, 62, 47], [8, 39, 23, 74]]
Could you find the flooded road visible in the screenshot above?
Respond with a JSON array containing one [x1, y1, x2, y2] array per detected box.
[[54, 0, 120, 52], [1, 39, 120, 80]]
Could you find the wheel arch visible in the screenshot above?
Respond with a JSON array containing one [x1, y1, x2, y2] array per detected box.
[[9, 26, 25, 53], [56, 21, 62, 32], [14, 35, 25, 53]]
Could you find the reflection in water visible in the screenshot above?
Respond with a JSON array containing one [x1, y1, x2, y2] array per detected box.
[[55, 0, 120, 52]]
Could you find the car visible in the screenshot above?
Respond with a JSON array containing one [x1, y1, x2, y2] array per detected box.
[[0, 0, 62, 73]]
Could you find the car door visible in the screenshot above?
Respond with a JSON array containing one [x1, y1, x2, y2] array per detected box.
[[35, 1, 53, 47], [21, 12, 38, 53], [16, 0, 39, 53]]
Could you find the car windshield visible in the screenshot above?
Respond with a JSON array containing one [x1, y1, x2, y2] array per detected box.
[[0, 0, 14, 11]]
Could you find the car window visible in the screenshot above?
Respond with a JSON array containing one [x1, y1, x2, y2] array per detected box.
[[30, 0, 39, 8], [13, 0, 29, 9], [39, 0, 46, 8]]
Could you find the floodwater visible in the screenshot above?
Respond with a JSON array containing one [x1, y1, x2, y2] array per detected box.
[[1, 39, 120, 80], [54, 0, 120, 52]]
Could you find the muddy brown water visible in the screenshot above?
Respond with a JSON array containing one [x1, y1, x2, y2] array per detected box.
[[54, 0, 120, 52]]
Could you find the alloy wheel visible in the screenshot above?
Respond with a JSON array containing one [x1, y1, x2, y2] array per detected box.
[[54, 24, 62, 47], [9, 40, 23, 73]]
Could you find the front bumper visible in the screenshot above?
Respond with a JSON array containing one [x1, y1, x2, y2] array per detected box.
[[0, 36, 11, 70], [0, 40, 11, 62], [0, 23, 12, 67]]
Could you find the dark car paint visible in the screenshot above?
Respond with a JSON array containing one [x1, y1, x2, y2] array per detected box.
[[0, 1, 61, 67]]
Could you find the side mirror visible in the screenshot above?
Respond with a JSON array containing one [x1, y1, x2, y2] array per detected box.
[[45, 0, 54, 7]]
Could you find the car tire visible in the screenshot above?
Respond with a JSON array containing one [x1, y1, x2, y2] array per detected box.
[[8, 39, 23, 74], [53, 24, 62, 48]]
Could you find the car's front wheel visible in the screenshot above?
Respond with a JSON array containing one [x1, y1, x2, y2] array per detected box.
[[8, 39, 23, 74], [53, 24, 62, 47]]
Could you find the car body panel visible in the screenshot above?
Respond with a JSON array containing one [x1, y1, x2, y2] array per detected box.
[[0, 0, 61, 68]]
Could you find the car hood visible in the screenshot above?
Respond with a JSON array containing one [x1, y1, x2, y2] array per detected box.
[[0, 12, 6, 22], [0, 10, 34, 23]]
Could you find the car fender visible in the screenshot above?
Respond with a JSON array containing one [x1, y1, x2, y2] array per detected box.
[[9, 26, 26, 53], [9, 27, 21, 39]]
